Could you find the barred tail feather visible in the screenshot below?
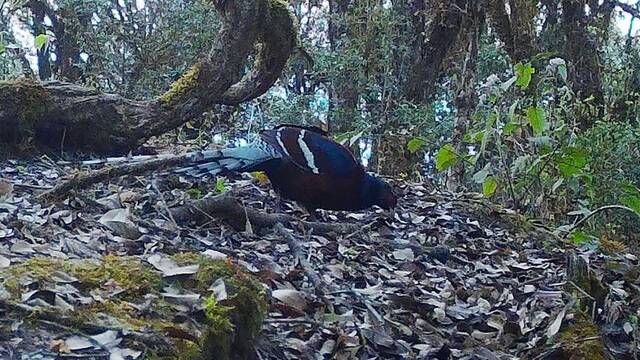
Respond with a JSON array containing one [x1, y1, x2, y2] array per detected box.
[[58, 153, 175, 166], [57, 141, 279, 178], [175, 143, 279, 178]]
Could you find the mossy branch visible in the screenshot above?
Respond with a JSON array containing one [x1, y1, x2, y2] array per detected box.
[[0, 0, 298, 156]]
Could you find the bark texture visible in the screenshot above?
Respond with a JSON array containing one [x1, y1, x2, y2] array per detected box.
[[447, 3, 483, 191], [0, 0, 297, 156], [486, 0, 537, 63], [403, 0, 468, 102]]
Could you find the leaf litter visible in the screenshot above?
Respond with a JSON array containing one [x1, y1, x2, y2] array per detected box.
[[0, 158, 638, 359]]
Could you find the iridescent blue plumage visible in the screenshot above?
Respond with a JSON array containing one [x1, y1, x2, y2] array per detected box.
[[178, 125, 397, 212], [71, 125, 398, 212]]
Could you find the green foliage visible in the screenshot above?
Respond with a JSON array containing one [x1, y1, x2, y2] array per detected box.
[[557, 147, 587, 178], [482, 177, 498, 197], [203, 295, 234, 332], [215, 178, 226, 193], [526, 106, 545, 135], [461, 51, 640, 241], [435, 144, 458, 172], [620, 186, 640, 215], [34, 34, 47, 51], [570, 230, 593, 245], [407, 137, 426, 154], [515, 62, 535, 90]]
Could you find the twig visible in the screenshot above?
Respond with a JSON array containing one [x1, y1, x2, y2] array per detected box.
[[37, 319, 111, 354], [567, 281, 595, 301], [274, 222, 329, 296], [562, 205, 640, 239], [12, 182, 53, 190], [614, 0, 640, 19], [573, 336, 601, 344], [567, 280, 597, 320], [151, 178, 178, 228], [264, 317, 320, 326], [39, 154, 193, 201]]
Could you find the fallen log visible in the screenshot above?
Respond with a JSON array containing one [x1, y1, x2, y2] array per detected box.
[[170, 193, 360, 235]]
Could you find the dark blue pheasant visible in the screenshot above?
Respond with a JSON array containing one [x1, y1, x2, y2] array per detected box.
[[174, 125, 397, 212]]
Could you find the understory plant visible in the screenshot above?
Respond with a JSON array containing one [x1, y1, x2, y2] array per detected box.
[[412, 56, 640, 244]]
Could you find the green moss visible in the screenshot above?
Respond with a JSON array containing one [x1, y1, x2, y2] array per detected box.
[[3, 255, 162, 300], [0, 78, 49, 138], [172, 254, 268, 359], [266, 0, 299, 46], [204, 295, 234, 332], [69, 255, 162, 298], [199, 295, 234, 359], [157, 62, 202, 106], [557, 318, 605, 360], [0, 253, 267, 359], [186, 187, 204, 199]]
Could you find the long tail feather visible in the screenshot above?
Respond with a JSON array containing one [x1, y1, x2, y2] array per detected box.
[[58, 153, 175, 166], [58, 141, 280, 178], [175, 144, 278, 177]]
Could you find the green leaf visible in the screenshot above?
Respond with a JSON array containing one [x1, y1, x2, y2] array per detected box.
[[464, 130, 484, 144], [526, 106, 545, 135], [515, 62, 535, 90], [557, 64, 567, 82], [0, 42, 5, 55], [570, 230, 591, 245], [482, 177, 498, 197], [407, 137, 426, 154], [503, 122, 519, 135], [348, 130, 364, 147], [557, 146, 588, 177], [621, 195, 640, 215], [215, 178, 226, 193], [334, 130, 365, 146], [34, 34, 48, 51], [435, 144, 458, 172], [472, 164, 491, 184], [333, 133, 350, 145]]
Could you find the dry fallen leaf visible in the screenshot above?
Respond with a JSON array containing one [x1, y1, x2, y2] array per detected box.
[[546, 308, 566, 338], [147, 254, 199, 277], [98, 208, 141, 239], [0, 179, 13, 203], [272, 289, 308, 312]]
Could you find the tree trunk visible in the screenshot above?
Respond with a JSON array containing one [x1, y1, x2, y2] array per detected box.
[[403, 0, 468, 102], [487, 0, 537, 63], [561, 0, 605, 127], [447, 3, 483, 191], [0, 0, 297, 157], [327, 0, 358, 134]]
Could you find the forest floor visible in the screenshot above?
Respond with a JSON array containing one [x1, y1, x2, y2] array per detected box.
[[0, 155, 638, 359]]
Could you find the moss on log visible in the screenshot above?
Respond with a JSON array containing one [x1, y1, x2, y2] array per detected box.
[[0, 254, 267, 359]]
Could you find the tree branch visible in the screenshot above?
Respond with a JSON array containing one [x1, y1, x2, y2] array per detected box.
[[170, 193, 360, 235], [403, 0, 468, 102], [0, 0, 297, 156], [562, 205, 640, 239], [612, 0, 640, 19]]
